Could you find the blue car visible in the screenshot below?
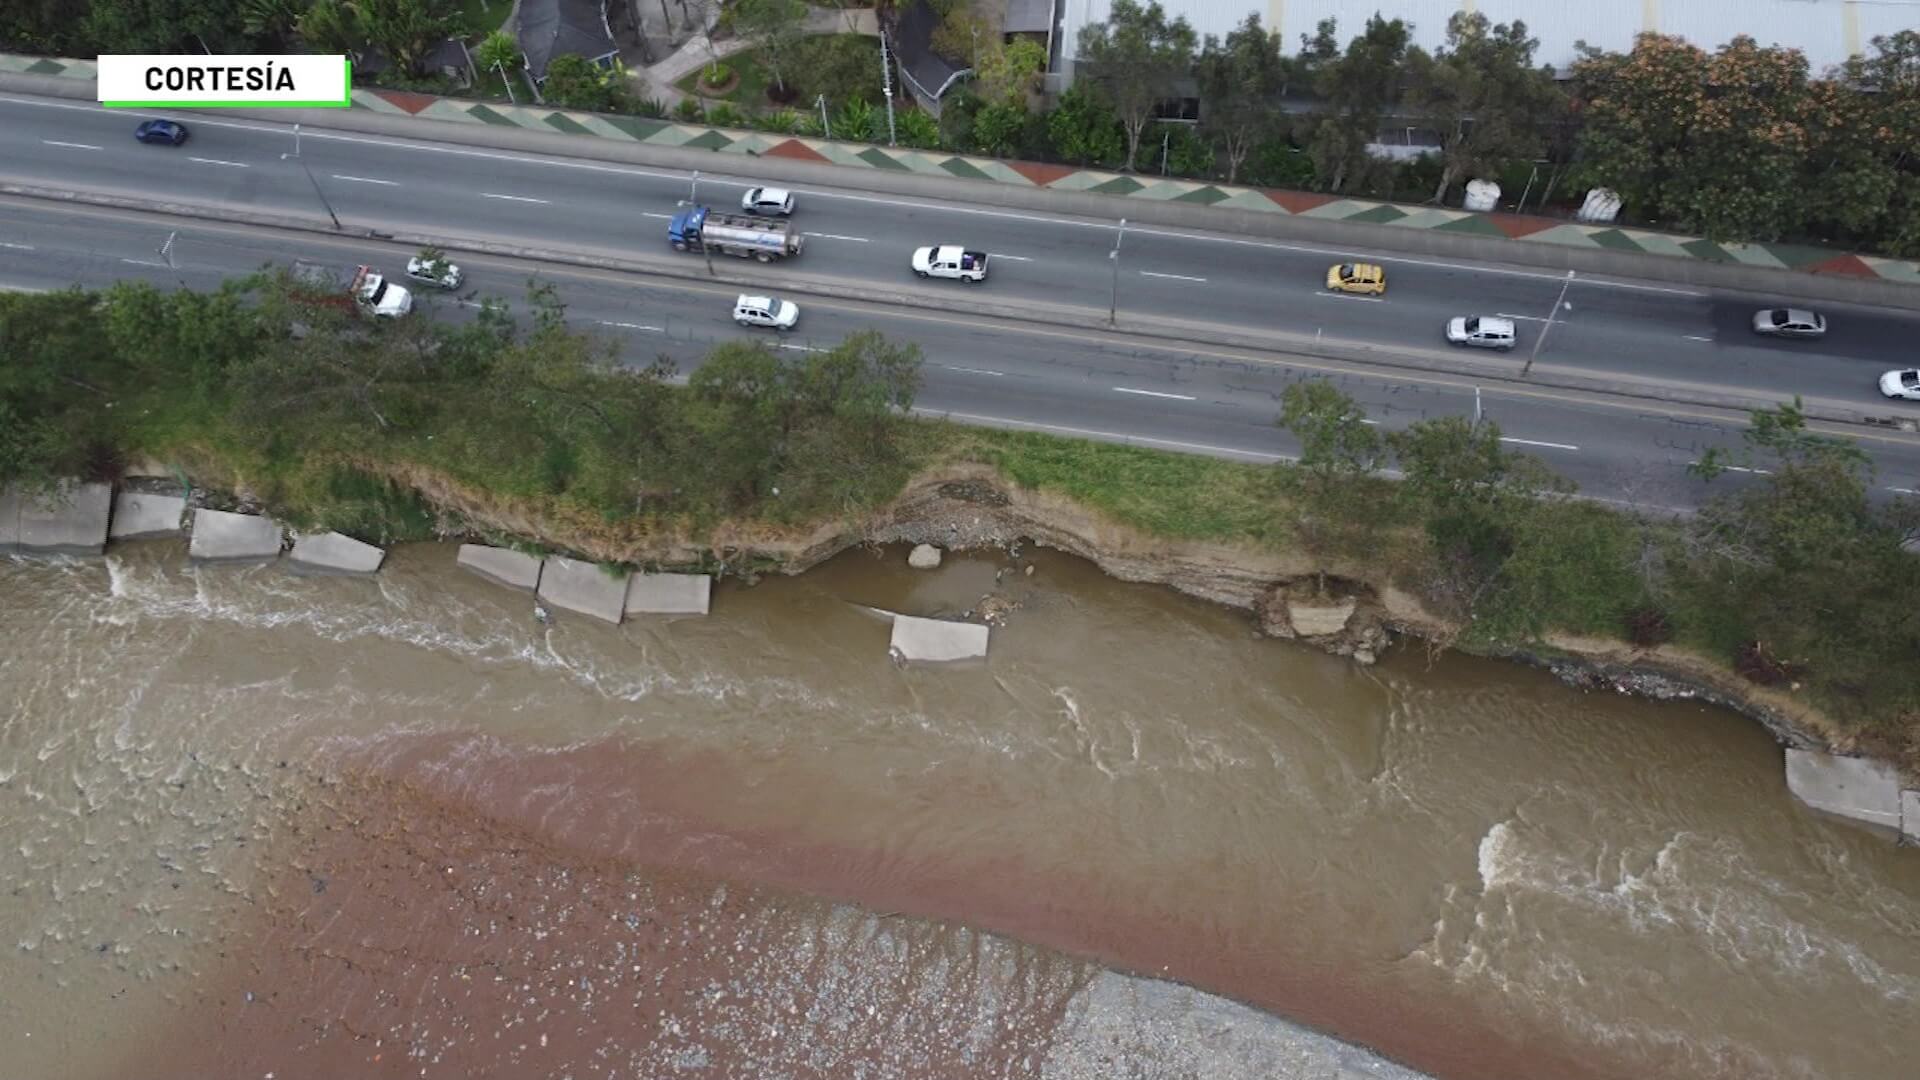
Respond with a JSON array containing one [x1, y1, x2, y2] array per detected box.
[[134, 119, 188, 146]]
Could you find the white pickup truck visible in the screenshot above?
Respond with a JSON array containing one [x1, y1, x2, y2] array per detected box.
[[911, 245, 989, 283]]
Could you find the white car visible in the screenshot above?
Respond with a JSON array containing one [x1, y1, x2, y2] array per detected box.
[[1880, 369, 1920, 401], [1445, 315, 1517, 350], [741, 186, 794, 216], [911, 245, 988, 283], [405, 254, 463, 289], [1751, 307, 1826, 338], [734, 293, 798, 330]]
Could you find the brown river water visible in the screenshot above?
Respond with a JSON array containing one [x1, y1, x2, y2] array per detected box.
[[2, 541, 1917, 1079]]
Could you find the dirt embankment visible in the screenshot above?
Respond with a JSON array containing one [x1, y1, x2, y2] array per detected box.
[[361, 461, 1858, 764]]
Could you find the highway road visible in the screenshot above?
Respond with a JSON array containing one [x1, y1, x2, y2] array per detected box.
[[4, 91, 1920, 416], [6, 195, 1920, 512]]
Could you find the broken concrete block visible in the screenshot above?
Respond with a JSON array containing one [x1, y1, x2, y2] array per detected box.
[[1785, 749, 1903, 831], [456, 543, 544, 590], [189, 508, 283, 561], [537, 556, 628, 624], [289, 531, 386, 574], [15, 482, 113, 555], [625, 572, 712, 616], [109, 491, 187, 539], [890, 614, 989, 662]]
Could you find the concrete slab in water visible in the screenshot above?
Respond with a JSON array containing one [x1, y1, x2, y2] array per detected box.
[[890, 613, 990, 662], [0, 487, 21, 552], [290, 531, 387, 574], [109, 491, 187, 539], [537, 556, 628, 624], [456, 543, 543, 590], [625, 572, 712, 616], [1785, 749, 1903, 831], [17, 482, 112, 555], [189, 508, 284, 561], [1903, 790, 1920, 845]]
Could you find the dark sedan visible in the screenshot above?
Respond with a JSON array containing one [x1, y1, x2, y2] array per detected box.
[[133, 119, 189, 146]]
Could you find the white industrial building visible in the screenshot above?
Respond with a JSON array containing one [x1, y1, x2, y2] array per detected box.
[[1050, 0, 1920, 87]]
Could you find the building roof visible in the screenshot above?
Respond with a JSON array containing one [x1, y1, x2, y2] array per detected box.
[[514, 0, 618, 80], [1057, 0, 1920, 76], [1006, 0, 1055, 35]]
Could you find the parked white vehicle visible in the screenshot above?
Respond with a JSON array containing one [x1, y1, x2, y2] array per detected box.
[[911, 245, 988, 282], [741, 186, 795, 216], [405, 253, 463, 289], [1445, 315, 1517, 350], [733, 293, 799, 330], [1880, 369, 1920, 401]]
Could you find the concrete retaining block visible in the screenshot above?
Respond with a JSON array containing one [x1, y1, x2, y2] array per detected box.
[[1903, 790, 1920, 845], [624, 572, 712, 616], [537, 556, 628, 624], [109, 491, 187, 539], [188, 508, 284, 561], [15, 482, 112, 555], [890, 614, 990, 662], [1785, 749, 1904, 831], [456, 543, 543, 590], [0, 487, 21, 552], [289, 531, 386, 574]]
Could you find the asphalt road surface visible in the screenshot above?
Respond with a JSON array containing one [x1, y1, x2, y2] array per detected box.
[[6, 196, 1919, 512], [4, 91, 1920, 417]]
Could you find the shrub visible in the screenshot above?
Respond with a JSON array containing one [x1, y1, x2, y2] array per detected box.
[[706, 102, 747, 129], [675, 96, 704, 121], [756, 108, 802, 135], [1624, 605, 1674, 647], [636, 96, 668, 118], [895, 109, 940, 149], [701, 62, 735, 88]]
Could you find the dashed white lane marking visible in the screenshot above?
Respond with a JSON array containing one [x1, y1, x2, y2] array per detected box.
[[480, 192, 549, 204], [1494, 311, 1552, 322], [804, 231, 868, 242], [1316, 291, 1384, 303], [0, 241, 34, 250], [1689, 461, 1773, 475], [940, 365, 1005, 377], [1889, 486, 1918, 495], [188, 156, 248, 168], [42, 139, 101, 150], [332, 174, 397, 185], [641, 211, 674, 219], [1683, 334, 1713, 342], [1140, 270, 1206, 283], [776, 342, 827, 353], [597, 319, 663, 331], [912, 407, 1286, 461], [1114, 386, 1197, 401], [1501, 436, 1580, 451], [988, 252, 1032, 261], [120, 258, 167, 267]]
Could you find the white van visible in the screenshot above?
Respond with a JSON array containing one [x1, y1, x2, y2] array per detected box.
[[1445, 316, 1517, 350]]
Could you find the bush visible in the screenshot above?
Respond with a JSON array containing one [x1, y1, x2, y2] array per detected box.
[[793, 35, 883, 109], [706, 102, 747, 129], [701, 62, 735, 88], [636, 96, 668, 118], [1245, 137, 1314, 188], [1046, 84, 1124, 168], [1624, 605, 1674, 647], [756, 108, 803, 135], [896, 108, 940, 149], [675, 96, 704, 121]]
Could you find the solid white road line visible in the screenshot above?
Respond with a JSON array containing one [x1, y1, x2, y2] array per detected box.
[[911, 407, 1288, 461], [119, 258, 167, 268], [1494, 311, 1552, 322], [988, 252, 1032, 261], [188, 156, 248, 168], [776, 342, 827, 353], [1113, 387, 1197, 401], [940, 365, 1006, 377], [640, 211, 673, 219], [803, 231, 868, 242], [1139, 270, 1206, 283], [1682, 334, 1713, 342], [41, 139, 102, 150], [332, 174, 397, 185], [480, 192, 549, 204], [1499, 436, 1580, 451], [0, 241, 34, 250], [1689, 461, 1773, 475], [0, 95, 1714, 297], [596, 319, 663, 331], [1890, 487, 1918, 495]]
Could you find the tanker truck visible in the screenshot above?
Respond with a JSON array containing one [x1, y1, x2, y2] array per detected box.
[[667, 206, 804, 263]]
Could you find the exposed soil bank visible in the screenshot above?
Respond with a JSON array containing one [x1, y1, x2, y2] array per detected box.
[[369, 460, 1864, 772]]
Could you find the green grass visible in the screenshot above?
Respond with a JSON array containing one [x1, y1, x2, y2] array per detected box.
[[455, 0, 514, 37], [676, 49, 774, 106]]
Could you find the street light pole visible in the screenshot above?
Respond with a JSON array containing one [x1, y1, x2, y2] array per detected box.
[[817, 94, 830, 140], [282, 149, 342, 231], [1522, 269, 1575, 376], [1107, 217, 1127, 326], [690, 169, 699, 206]]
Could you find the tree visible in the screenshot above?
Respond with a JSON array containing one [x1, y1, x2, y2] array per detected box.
[[793, 33, 882, 108], [1303, 15, 1410, 193], [1046, 82, 1125, 167], [476, 28, 520, 85], [1073, 0, 1197, 172], [731, 0, 809, 99], [81, 0, 256, 53], [353, 0, 462, 78], [242, 0, 311, 48], [1572, 34, 1813, 242], [297, 0, 358, 58], [1195, 15, 1283, 185], [1403, 12, 1561, 204], [0, 0, 84, 55], [972, 101, 1026, 157], [930, 11, 991, 67], [1837, 32, 1920, 255], [972, 36, 1046, 109], [541, 54, 639, 112]]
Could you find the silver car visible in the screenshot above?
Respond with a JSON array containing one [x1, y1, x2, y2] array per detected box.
[[1751, 308, 1826, 338], [741, 186, 794, 216], [1445, 315, 1517, 350]]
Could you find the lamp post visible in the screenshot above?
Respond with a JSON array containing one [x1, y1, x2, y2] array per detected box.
[[1522, 269, 1575, 377], [817, 94, 830, 140], [282, 130, 342, 232], [1107, 218, 1127, 326], [689, 168, 699, 207]]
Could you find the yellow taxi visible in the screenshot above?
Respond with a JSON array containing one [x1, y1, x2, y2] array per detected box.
[[1325, 262, 1386, 296]]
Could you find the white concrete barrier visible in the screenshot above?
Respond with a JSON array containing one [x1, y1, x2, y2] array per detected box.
[[889, 613, 990, 662], [188, 508, 284, 561], [9, 482, 113, 554], [456, 543, 543, 589], [109, 491, 187, 539], [624, 572, 712, 616], [1785, 749, 1904, 831], [1902, 790, 1920, 845], [289, 531, 387, 574], [537, 556, 628, 624]]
